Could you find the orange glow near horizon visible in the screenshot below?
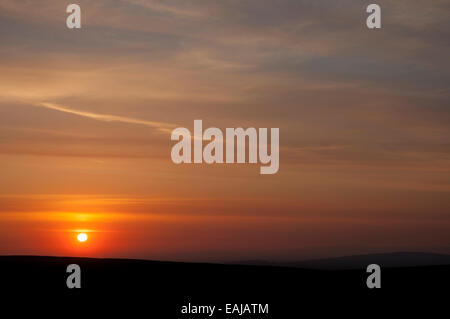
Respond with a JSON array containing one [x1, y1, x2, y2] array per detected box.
[[0, 194, 449, 262]]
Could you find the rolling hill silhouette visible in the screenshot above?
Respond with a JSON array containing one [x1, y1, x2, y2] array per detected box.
[[231, 251, 450, 269], [1, 253, 448, 316]]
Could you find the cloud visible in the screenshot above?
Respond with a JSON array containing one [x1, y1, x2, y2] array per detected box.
[[38, 102, 177, 133], [122, 0, 209, 18]]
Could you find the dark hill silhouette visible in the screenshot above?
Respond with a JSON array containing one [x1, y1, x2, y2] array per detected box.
[[231, 252, 450, 269], [1, 254, 448, 316]]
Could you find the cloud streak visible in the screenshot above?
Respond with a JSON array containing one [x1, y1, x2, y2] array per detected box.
[[38, 102, 177, 133]]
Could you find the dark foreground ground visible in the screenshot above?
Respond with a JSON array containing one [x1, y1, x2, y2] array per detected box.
[[1, 255, 449, 316]]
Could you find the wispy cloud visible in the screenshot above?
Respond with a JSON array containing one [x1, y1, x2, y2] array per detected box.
[[38, 102, 177, 133], [123, 0, 208, 18]]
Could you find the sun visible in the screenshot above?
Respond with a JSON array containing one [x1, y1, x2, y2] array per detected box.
[[77, 233, 88, 242]]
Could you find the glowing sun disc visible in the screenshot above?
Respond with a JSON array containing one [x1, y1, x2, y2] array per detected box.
[[77, 233, 88, 242]]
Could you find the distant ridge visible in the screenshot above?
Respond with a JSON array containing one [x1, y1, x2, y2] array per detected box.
[[3, 252, 450, 270], [231, 252, 450, 270]]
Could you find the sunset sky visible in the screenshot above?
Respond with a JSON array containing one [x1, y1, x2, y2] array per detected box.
[[0, 0, 449, 262]]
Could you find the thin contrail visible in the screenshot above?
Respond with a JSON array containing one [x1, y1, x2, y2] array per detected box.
[[38, 102, 177, 133]]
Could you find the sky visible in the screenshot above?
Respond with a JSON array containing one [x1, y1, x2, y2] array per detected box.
[[0, 0, 449, 262]]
